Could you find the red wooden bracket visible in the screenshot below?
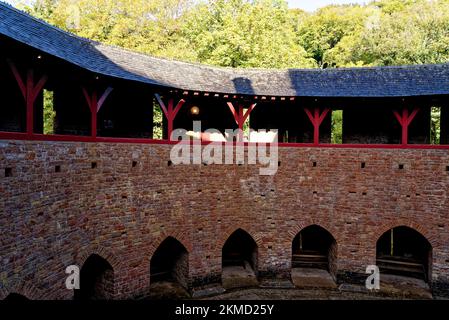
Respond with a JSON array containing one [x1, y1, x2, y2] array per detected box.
[[393, 107, 420, 145], [82, 87, 113, 138], [227, 102, 257, 142], [97, 87, 113, 112], [7, 60, 48, 135], [155, 93, 186, 140], [304, 107, 330, 145], [227, 102, 257, 129]]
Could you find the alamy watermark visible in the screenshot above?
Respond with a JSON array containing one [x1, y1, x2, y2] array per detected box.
[[169, 121, 279, 176], [365, 265, 380, 290], [65, 265, 80, 290]]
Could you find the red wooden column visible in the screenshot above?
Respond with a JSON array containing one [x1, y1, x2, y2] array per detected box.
[[393, 107, 420, 145], [227, 102, 257, 142], [8, 60, 48, 136], [154, 94, 186, 141], [304, 107, 330, 145], [82, 87, 113, 138]]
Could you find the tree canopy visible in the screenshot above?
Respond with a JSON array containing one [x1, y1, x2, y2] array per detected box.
[[18, 0, 449, 69]]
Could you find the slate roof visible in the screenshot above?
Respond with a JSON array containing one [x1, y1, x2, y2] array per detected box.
[[1, 2, 449, 98]]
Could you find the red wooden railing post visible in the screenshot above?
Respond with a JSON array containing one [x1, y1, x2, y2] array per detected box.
[[155, 94, 186, 141], [393, 107, 419, 145], [402, 109, 409, 145], [304, 107, 330, 145], [167, 99, 174, 139], [7, 60, 48, 136], [313, 107, 320, 144], [227, 102, 257, 142], [26, 70, 34, 134], [83, 87, 113, 139]]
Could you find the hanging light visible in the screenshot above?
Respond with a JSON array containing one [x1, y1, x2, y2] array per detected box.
[[190, 106, 200, 115]]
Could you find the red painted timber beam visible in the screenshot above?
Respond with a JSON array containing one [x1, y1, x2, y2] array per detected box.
[[82, 87, 113, 138], [393, 107, 419, 145], [7, 60, 48, 136], [3, 130, 449, 150], [227, 102, 257, 142], [154, 93, 186, 140], [304, 107, 330, 145]]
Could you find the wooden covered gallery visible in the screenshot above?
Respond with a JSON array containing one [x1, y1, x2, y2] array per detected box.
[[1, 3, 449, 300], [1, 4, 449, 147]]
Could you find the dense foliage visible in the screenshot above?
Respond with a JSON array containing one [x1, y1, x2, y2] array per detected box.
[[20, 0, 449, 69]]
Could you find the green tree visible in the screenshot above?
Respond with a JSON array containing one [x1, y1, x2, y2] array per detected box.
[[26, 0, 197, 61], [354, 0, 449, 66], [182, 0, 315, 68], [296, 5, 373, 67], [331, 110, 343, 144], [430, 107, 441, 145], [43, 90, 55, 135], [153, 99, 163, 139]]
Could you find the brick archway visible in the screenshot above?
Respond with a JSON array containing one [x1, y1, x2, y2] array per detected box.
[[218, 226, 263, 251], [148, 231, 192, 258], [77, 244, 123, 272], [75, 244, 124, 299], [373, 219, 438, 248], [373, 220, 436, 283], [286, 219, 341, 245], [0, 279, 43, 300], [288, 222, 339, 279], [146, 232, 192, 288], [148, 235, 191, 293]]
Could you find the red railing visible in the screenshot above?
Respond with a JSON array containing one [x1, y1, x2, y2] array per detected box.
[[1, 131, 449, 149]]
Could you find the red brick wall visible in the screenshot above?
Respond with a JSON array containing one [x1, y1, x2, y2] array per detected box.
[[1, 140, 448, 299]]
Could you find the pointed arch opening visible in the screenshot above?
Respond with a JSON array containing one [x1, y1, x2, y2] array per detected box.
[[291, 225, 337, 288], [376, 226, 432, 282], [74, 254, 114, 300], [221, 229, 259, 289], [149, 237, 189, 299]]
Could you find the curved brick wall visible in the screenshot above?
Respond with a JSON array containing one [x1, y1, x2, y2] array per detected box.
[[1, 140, 448, 299]]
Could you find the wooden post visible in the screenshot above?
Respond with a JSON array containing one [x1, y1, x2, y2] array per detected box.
[[82, 87, 113, 138], [304, 107, 330, 145], [390, 228, 394, 256], [393, 107, 419, 145], [8, 60, 48, 136], [155, 94, 186, 141], [227, 102, 257, 142]]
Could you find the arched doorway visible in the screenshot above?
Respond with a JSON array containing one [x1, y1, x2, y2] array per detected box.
[[74, 254, 114, 300], [149, 237, 189, 299], [291, 225, 337, 288], [221, 229, 258, 289], [376, 226, 432, 282]]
